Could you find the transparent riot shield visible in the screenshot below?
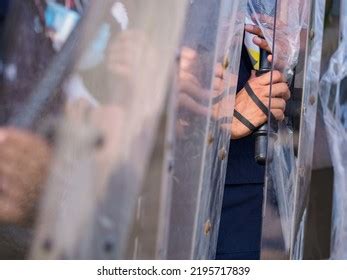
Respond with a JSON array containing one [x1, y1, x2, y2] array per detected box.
[[301, 0, 340, 260], [320, 0, 347, 260], [289, 0, 326, 259], [166, 0, 246, 259], [0, 0, 188, 259], [193, 0, 247, 259], [247, 0, 326, 259], [0, 0, 67, 259]]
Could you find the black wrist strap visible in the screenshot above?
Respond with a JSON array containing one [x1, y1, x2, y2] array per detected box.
[[233, 110, 256, 131], [244, 82, 277, 122]]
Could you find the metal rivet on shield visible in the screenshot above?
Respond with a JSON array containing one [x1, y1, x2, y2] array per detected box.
[[168, 160, 174, 173], [309, 29, 315, 40], [309, 95, 316, 105], [45, 126, 56, 144], [207, 132, 214, 145], [104, 241, 114, 253], [222, 56, 229, 70], [175, 50, 181, 63], [204, 220, 212, 235], [94, 134, 105, 149], [42, 239, 53, 251], [218, 147, 227, 161]]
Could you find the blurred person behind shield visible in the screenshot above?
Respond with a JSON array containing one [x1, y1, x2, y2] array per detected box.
[[0, 0, 84, 259]]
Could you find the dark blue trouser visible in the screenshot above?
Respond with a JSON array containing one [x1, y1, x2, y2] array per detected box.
[[216, 183, 264, 260]]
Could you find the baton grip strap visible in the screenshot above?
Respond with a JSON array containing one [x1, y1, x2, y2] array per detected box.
[[244, 82, 277, 123], [233, 110, 256, 131]]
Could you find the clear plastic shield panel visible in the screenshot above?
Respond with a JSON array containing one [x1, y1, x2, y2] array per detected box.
[[0, 0, 68, 259], [290, 0, 326, 259], [0, 0, 187, 259], [299, 0, 339, 260], [166, 0, 246, 259], [194, 0, 246, 259], [320, 0, 347, 260], [248, 0, 326, 259]]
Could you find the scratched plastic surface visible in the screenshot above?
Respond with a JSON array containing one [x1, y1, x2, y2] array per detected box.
[[248, 0, 326, 259], [320, 0, 347, 260], [166, 0, 246, 259], [26, 0, 188, 259]]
